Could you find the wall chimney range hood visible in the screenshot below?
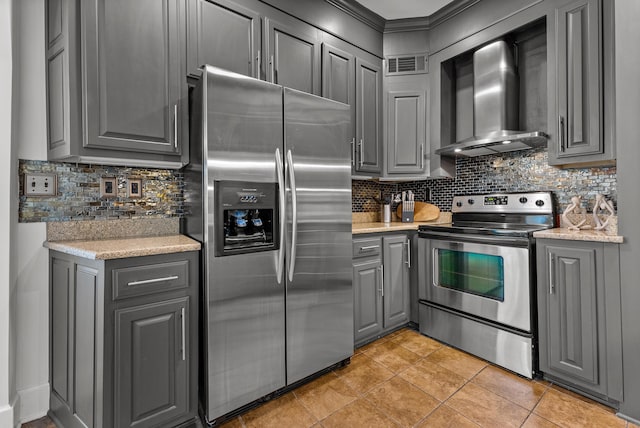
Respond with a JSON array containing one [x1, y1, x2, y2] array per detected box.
[[436, 40, 548, 157]]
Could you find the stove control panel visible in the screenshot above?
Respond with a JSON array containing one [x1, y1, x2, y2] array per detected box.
[[452, 192, 553, 214]]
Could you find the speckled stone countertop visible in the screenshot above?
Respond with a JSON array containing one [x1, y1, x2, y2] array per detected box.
[[352, 213, 452, 235], [44, 235, 201, 260], [533, 228, 623, 243]]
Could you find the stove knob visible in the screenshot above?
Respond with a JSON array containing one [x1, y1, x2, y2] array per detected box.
[[456, 201, 463, 207], [467, 199, 475, 205], [535, 199, 545, 207], [519, 197, 528, 204]]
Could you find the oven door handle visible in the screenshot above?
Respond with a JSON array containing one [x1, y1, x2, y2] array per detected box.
[[432, 247, 439, 288], [419, 230, 530, 247]]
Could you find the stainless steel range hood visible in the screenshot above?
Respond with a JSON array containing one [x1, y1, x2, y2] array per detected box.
[[436, 40, 548, 157]]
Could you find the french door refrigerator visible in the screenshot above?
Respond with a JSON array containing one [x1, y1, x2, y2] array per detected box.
[[183, 66, 353, 423]]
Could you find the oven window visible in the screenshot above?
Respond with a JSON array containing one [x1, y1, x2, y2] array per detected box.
[[436, 249, 504, 301]]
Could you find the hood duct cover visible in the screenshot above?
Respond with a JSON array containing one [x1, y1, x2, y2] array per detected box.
[[436, 40, 548, 157]]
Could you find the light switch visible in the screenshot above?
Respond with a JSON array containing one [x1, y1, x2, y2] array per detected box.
[[24, 173, 57, 196]]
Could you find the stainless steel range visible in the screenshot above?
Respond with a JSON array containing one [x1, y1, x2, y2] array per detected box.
[[417, 191, 555, 378]]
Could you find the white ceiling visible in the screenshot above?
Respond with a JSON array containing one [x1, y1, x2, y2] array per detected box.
[[355, 0, 456, 20]]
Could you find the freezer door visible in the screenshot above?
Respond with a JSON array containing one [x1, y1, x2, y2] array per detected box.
[[202, 66, 286, 421], [283, 88, 354, 384]]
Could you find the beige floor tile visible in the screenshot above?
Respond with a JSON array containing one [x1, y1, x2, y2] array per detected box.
[[522, 413, 561, 427], [390, 330, 443, 357], [446, 382, 530, 428], [217, 416, 244, 428], [242, 393, 316, 428], [320, 398, 400, 428], [398, 358, 466, 402], [472, 365, 548, 410], [293, 372, 358, 420], [365, 377, 440, 427], [333, 352, 394, 394], [363, 339, 421, 373], [424, 346, 488, 380], [534, 389, 626, 428], [629, 422, 640, 428], [416, 404, 480, 427]]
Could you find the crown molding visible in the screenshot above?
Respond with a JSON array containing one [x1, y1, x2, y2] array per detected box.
[[324, 0, 386, 32], [383, 0, 482, 33]]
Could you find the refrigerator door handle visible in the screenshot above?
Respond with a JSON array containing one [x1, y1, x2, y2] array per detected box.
[[286, 149, 298, 282], [275, 148, 286, 284]]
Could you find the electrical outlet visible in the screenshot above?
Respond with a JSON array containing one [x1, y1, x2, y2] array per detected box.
[[24, 173, 57, 196]]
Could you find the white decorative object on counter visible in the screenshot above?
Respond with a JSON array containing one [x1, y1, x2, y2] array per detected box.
[[562, 195, 590, 230], [592, 193, 615, 231]]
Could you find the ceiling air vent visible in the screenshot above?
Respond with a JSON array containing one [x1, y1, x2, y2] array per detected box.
[[386, 53, 428, 76]]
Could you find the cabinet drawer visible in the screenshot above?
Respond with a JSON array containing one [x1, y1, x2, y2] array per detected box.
[[112, 260, 190, 300], [352, 237, 382, 259]]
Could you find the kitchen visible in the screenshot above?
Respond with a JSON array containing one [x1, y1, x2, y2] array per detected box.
[[2, 0, 640, 427]]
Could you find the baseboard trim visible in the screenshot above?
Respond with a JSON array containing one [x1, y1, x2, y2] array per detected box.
[[0, 401, 16, 428], [17, 383, 49, 425]]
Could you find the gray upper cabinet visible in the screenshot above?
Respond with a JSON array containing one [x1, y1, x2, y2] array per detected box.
[[46, 0, 188, 168], [264, 16, 321, 95], [386, 88, 427, 175], [549, 0, 615, 166], [537, 239, 623, 403], [355, 58, 383, 174], [186, 0, 261, 78]]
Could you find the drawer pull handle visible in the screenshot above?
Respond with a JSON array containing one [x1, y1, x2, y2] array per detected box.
[[127, 275, 179, 287], [359, 245, 380, 252]]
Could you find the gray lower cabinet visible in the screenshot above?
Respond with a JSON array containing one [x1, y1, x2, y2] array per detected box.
[[353, 234, 410, 346], [46, 0, 188, 168], [548, 0, 615, 166], [49, 250, 199, 428], [537, 239, 623, 403], [186, 0, 261, 78]]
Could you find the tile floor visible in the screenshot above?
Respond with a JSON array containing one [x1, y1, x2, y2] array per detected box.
[[22, 328, 637, 428]]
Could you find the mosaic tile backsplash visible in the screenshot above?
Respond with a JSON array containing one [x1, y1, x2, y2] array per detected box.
[[353, 148, 617, 215], [19, 160, 184, 222]]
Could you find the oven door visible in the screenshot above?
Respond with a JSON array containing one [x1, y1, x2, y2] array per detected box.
[[418, 232, 531, 332]]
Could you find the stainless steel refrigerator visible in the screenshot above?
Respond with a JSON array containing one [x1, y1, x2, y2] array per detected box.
[[183, 66, 353, 423]]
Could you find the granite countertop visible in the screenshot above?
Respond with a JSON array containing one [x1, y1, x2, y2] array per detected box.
[[44, 235, 202, 260], [353, 212, 452, 235], [533, 228, 623, 244]]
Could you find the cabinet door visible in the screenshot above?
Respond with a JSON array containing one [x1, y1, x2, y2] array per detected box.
[[264, 17, 320, 95], [553, 0, 603, 160], [114, 297, 189, 428], [382, 235, 410, 328], [544, 245, 605, 391], [186, 0, 261, 78], [387, 90, 426, 174], [322, 43, 356, 170], [82, 0, 185, 154], [353, 259, 383, 343], [355, 58, 382, 174]]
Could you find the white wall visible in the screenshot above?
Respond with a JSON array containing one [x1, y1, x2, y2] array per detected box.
[[13, 0, 50, 424], [0, 0, 17, 425]]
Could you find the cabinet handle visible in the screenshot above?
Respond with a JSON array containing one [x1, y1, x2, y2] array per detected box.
[[256, 49, 261, 78], [379, 265, 384, 297], [420, 144, 424, 170], [174, 104, 179, 151], [270, 55, 275, 83], [549, 252, 555, 295], [126, 275, 179, 287], [358, 139, 364, 169], [181, 307, 186, 361], [405, 240, 411, 268], [350, 138, 355, 167], [359, 245, 379, 252], [558, 116, 565, 152]]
